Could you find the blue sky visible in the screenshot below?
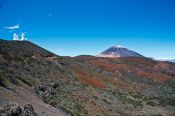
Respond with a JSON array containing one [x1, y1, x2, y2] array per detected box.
[[0, 0, 175, 59]]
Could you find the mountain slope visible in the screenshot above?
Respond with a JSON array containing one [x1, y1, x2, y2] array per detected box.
[[97, 45, 144, 57], [169, 59, 175, 63], [0, 39, 54, 57], [1, 40, 175, 116]]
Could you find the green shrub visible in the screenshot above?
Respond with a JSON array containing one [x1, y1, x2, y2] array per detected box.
[[151, 114, 163, 116], [48, 93, 88, 116], [0, 72, 9, 88], [16, 76, 35, 86], [146, 101, 155, 106]]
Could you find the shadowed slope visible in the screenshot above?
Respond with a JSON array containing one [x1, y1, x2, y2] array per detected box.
[[0, 39, 55, 57]]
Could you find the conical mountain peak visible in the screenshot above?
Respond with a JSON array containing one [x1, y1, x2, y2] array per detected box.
[[97, 45, 143, 58]]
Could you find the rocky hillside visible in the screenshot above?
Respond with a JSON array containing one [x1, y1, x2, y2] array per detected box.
[[0, 39, 175, 116]]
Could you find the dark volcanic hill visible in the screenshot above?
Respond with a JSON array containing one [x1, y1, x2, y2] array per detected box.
[[0, 39, 54, 57], [1, 39, 175, 116], [97, 45, 144, 57]]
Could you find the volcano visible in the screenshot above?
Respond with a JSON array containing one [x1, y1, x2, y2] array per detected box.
[[97, 45, 144, 57]]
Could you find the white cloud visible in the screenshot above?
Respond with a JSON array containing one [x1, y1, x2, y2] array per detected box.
[[154, 57, 175, 61], [4, 24, 20, 30], [48, 13, 53, 16], [58, 49, 64, 52]]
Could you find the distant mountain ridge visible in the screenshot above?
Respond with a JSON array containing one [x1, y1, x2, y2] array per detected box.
[[97, 45, 144, 57], [169, 59, 175, 63], [154, 58, 175, 63]]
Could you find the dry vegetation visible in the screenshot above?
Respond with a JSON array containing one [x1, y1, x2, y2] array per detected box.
[[0, 39, 175, 116]]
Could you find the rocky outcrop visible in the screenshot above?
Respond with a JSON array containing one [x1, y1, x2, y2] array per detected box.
[[0, 103, 37, 116]]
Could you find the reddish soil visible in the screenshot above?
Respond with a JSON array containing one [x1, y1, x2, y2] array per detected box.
[[73, 67, 106, 88], [137, 70, 172, 82]]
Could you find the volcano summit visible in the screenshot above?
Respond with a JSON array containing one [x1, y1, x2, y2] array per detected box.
[[97, 45, 144, 58]]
